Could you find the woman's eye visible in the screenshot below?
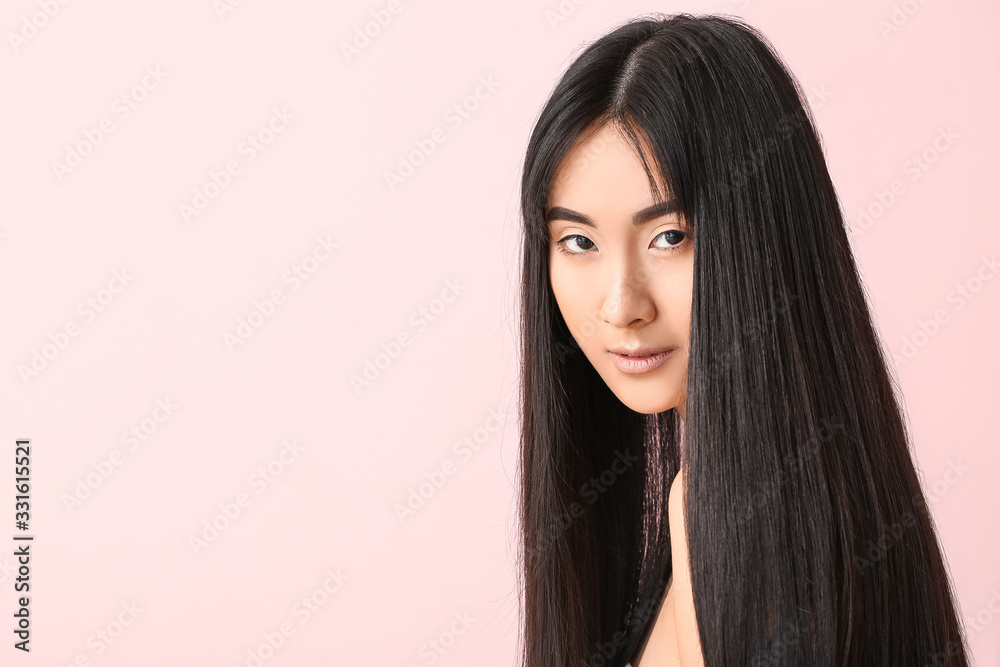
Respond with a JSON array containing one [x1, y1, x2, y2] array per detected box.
[[652, 229, 689, 251], [555, 234, 596, 255], [554, 229, 690, 256]]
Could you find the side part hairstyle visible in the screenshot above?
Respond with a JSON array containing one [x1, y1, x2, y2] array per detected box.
[[516, 13, 969, 667]]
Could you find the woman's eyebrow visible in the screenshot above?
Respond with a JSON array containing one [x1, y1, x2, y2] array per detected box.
[[545, 199, 680, 227]]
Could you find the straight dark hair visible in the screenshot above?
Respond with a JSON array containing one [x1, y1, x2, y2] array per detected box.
[[515, 13, 969, 667]]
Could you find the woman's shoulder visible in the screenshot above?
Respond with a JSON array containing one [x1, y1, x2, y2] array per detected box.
[[667, 467, 705, 666], [630, 468, 701, 667]]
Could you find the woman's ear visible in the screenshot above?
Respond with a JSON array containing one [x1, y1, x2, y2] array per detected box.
[[668, 469, 705, 666]]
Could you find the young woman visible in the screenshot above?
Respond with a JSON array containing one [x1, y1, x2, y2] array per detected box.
[[515, 13, 970, 667]]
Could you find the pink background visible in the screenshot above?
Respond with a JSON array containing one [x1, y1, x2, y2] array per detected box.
[[1, 0, 997, 664]]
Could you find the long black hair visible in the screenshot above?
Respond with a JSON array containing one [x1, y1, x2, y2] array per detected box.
[[515, 13, 969, 666]]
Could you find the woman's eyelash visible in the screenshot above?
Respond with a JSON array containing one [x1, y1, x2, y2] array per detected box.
[[554, 234, 595, 255], [554, 230, 691, 256]]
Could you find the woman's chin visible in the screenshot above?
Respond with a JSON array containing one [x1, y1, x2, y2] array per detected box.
[[611, 388, 682, 415]]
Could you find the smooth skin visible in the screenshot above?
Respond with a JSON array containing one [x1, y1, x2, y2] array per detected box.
[[631, 469, 705, 667], [546, 120, 704, 666], [546, 121, 693, 418]]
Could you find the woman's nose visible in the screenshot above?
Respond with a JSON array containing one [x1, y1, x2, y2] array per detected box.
[[599, 259, 655, 327]]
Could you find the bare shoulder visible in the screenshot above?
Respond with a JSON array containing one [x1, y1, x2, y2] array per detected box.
[[668, 469, 685, 523], [668, 468, 705, 667]]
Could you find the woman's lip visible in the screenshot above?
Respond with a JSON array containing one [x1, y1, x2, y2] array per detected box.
[[608, 349, 674, 374], [608, 346, 673, 356]]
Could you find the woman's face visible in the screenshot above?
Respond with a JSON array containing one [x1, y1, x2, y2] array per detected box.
[[546, 122, 693, 417]]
